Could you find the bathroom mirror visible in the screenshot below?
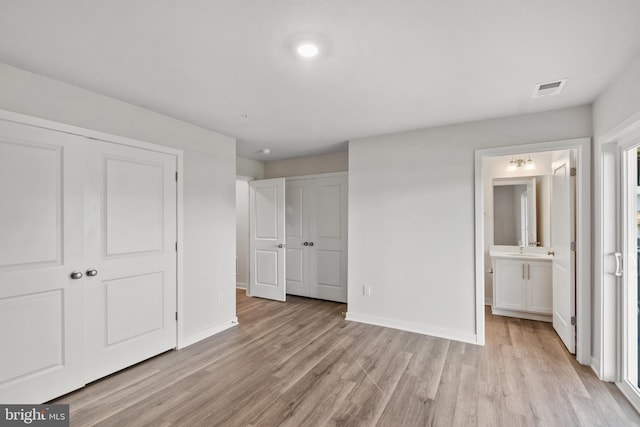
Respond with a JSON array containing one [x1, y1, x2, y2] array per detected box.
[[493, 178, 537, 246]]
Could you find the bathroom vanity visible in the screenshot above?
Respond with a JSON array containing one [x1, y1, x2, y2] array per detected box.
[[490, 249, 553, 322]]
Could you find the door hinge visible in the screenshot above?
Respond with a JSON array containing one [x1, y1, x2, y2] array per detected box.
[[570, 241, 576, 252], [571, 316, 576, 326], [175, 241, 178, 252], [175, 312, 178, 321], [570, 167, 576, 176], [175, 171, 178, 182]]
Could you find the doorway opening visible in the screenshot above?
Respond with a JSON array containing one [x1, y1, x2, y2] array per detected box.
[[474, 138, 591, 364]]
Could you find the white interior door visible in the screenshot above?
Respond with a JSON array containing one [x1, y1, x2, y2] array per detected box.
[[309, 176, 348, 303], [84, 141, 177, 382], [0, 120, 86, 403], [551, 150, 576, 353], [249, 178, 286, 301], [285, 179, 309, 297]]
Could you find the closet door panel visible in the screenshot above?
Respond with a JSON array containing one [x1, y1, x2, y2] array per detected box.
[[84, 141, 177, 383], [309, 176, 348, 303], [0, 119, 85, 404], [285, 180, 309, 296]]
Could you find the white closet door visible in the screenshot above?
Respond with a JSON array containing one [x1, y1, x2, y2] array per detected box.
[[309, 176, 348, 303], [0, 120, 86, 403], [285, 180, 309, 297], [84, 141, 178, 382], [249, 178, 286, 301]]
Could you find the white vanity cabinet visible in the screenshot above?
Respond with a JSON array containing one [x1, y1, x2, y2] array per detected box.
[[492, 255, 552, 322]]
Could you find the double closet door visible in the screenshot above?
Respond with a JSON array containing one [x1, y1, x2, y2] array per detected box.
[[285, 175, 347, 303], [0, 118, 178, 403]]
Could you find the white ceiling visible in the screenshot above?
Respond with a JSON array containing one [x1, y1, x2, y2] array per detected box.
[[0, 1, 639, 161]]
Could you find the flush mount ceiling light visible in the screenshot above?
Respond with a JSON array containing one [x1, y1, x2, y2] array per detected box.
[[507, 155, 535, 171], [259, 148, 271, 155], [296, 42, 319, 58]]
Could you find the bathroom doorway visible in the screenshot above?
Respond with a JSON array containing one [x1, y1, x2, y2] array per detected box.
[[474, 138, 591, 364]]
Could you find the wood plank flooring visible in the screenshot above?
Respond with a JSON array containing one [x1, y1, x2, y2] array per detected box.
[[53, 289, 640, 426]]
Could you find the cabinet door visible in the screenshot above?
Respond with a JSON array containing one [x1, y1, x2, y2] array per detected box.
[[285, 180, 309, 297], [309, 176, 348, 303], [526, 260, 553, 314], [493, 259, 527, 311]]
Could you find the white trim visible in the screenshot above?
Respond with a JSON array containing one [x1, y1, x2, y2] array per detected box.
[[0, 108, 186, 352], [474, 149, 486, 345], [598, 112, 640, 384], [591, 357, 601, 378], [284, 171, 347, 181], [475, 137, 591, 364], [0, 109, 182, 156], [598, 110, 640, 382], [485, 298, 493, 306], [178, 318, 239, 349], [491, 308, 551, 323], [236, 282, 248, 289], [617, 381, 640, 414], [345, 312, 477, 345], [176, 154, 185, 348]]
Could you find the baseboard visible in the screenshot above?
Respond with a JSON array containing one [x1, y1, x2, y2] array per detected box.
[[345, 311, 477, 345], [178, 317, 239, 349], [617, 381, 640, 414], [591, 356, 602, 379], [485, 297, 493, 306], [491, 307, 552, 323], [236, 282, 248, 289]]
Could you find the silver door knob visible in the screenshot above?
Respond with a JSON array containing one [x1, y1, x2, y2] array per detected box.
[[86, 269, 98, 277], [309, 242, 314, 246], [303, 242, 309, 246], [278, 244, 284, 248], [70, 271, 84, 280], [547, 251, 555, 256]]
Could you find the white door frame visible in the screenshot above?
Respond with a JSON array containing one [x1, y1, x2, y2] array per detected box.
[[474, 137, 591, 365], [598, 110, 640, 408], [0, 109, 186, 348]]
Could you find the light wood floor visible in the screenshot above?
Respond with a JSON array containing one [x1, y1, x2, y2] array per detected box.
[[54, 289, 640, 426]]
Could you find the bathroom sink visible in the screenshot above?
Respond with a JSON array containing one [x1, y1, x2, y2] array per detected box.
[[489, 250, 553, 260]]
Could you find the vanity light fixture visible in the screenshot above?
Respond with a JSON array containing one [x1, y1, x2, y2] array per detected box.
[[507, 155, 535, 171]]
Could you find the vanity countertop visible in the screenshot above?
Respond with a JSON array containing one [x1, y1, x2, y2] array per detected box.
[[489, 248, 554, 261]]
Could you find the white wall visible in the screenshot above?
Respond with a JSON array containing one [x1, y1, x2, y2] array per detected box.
[[237, 156, 265, 180], [592, 55, 640, 379], [0, 62, 237, 344], [264, 151, 348, 178], [347, 105, 591, 343]]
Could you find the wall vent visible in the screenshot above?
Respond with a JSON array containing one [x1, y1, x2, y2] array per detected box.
[[532, 79, 567, 97]]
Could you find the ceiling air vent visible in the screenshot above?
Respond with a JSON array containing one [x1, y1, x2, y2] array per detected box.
[[532, 79, 567, 97]]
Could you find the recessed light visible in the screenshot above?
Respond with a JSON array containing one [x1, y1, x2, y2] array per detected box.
[[259, 148, 271, 155], [296, 43, 319, 58]]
